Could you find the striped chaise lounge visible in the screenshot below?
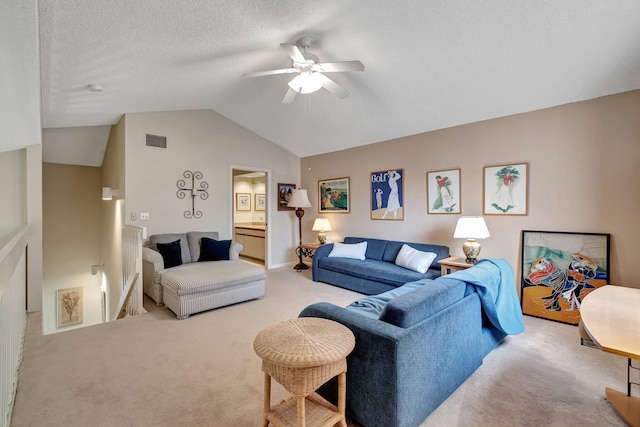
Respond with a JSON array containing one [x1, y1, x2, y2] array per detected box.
[[142, 231, 265, 319]]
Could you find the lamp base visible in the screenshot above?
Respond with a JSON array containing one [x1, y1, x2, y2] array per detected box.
[[317, 232, 327, 244], [294, 262, 309, 271], [462, 239, 481, 264]]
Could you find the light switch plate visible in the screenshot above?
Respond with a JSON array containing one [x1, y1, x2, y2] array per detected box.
[[140, 212, 150, 220]]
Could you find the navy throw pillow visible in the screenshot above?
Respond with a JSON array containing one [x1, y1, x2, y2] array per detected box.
[[156, 239, 183, 269], [199, 238, 231, 261]]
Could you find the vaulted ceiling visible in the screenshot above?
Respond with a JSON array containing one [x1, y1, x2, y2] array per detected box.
[[38, 0, 640, 164]]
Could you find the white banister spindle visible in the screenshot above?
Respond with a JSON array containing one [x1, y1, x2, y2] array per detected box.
[[121, 226, 144, 317], [0, 226, 29, 427]]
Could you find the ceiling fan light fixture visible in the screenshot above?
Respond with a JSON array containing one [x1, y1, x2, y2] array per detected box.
[[288, 72, 323, 94]]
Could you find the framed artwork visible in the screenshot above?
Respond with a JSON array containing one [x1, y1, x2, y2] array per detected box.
[[520, 230, 610, 325], [236, 193, 250, 211], [318, 177, 350, 213], [427, 168, 461, 214], [483, 162, 528, 215], [57, 287, 83, 328], [370, 169, 404, 220], [255, 194, 266, 211], [277, 183, 295, 211]]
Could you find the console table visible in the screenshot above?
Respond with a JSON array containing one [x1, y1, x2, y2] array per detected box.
[[580, 285, 640, 426]]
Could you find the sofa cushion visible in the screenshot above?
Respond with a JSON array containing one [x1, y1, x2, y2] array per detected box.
[[187, 231, 220, 261], [328, 241, 367, 260], [380, 277, 468, 328], [343, 237, 387, 261], [382, 240, 450, 264], [156, 239, 183, 269], [395, 244, 436, 274], [345, 280, 425, 319], [199, 238, 231, 261], [150, 233, 191, 264], [161, 260, 265, 296], [317, 257, 438, 288]]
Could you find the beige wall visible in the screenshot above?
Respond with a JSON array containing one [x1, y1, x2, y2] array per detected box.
[[122, 109, 301, 268], [301, 90, 640, 289], [42, 163, 103, 334], [0, 149, 26, 243], [102, 117, 126, 319]]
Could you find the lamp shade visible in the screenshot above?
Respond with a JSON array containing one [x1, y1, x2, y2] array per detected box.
[[288, 189, 311, 208], [288, 72, 324, 94], [453, 217, 490, 239], [312, 218, 332, 232]]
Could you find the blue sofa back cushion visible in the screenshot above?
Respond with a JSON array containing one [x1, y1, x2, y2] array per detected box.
[[345, 281, 425, 319], [380, 277, 468, 328], [343, 237, 387, 260]]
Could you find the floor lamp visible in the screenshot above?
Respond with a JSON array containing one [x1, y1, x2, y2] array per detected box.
[[288, 189, 312, 270]]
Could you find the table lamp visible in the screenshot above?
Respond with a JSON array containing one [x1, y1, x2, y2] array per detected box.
[[288, 189, 312, 270], [453, 216, 490, 264], [312, 218, 332, 244]]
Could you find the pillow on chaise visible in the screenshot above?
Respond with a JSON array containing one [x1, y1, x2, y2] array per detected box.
[[328, 241, 367, 260], [199, 238, 231, 261], [156, 239, 183, 269], [395, 244, 436, 274]]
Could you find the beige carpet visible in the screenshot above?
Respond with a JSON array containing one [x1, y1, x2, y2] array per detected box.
[[11, 267, 628, 427]]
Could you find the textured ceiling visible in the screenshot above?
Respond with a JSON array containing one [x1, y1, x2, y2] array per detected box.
[[38, 0, 640, 162]]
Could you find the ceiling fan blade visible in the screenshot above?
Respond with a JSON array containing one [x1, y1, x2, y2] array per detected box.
[[313, 61, 364, 73], [318, 74, 349, 99], [242, 68, 297, 78], [282, 87, 298, 104], [280, 43, 307, 63]]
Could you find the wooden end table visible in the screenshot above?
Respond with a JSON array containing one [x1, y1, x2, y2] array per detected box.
[[294, 243, 321, 271], [253, 317, 355, 427], [438, 256, 477, 276], [580, 285, 640, 427]]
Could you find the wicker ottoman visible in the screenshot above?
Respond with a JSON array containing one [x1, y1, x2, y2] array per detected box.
[[254, 318, 355, 427]]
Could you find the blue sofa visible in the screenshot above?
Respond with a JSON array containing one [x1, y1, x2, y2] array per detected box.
[[312, 237, 450, 295], [300, 258, 525, 427]]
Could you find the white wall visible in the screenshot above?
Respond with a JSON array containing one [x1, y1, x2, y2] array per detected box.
[[301, 90, 640, 290], [123, 110, 301, 268]]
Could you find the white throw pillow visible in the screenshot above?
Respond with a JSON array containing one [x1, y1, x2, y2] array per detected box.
[[328, 241, 368, 260], [395, 244, 437, 274]]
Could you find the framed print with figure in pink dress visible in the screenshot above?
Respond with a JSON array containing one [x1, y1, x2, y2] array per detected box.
[[483, 163, 528, 215]]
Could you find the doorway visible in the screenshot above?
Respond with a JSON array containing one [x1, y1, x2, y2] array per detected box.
[[231, 167, 269, 267]]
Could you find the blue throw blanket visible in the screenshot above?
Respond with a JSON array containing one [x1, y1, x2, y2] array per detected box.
[[447, 258, 525, 335]]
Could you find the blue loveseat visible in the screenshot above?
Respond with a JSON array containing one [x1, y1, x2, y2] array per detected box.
[[300, 258, 525, 427], [312, 237, 450, 295]]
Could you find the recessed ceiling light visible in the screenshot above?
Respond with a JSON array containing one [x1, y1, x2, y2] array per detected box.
[[87, 84, 103, 92]]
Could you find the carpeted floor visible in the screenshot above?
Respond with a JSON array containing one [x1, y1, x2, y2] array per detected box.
[[11, 267, 628, 426]]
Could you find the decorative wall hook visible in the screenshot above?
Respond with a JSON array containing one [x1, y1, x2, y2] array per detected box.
[[176, 170, 209, 218]]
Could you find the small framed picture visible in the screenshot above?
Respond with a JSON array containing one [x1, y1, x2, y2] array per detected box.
[[371, 169, 404, 220], [277, 183, 296, 211], [427, 168, 461, 214], [318, 177, 350, 213], [255, 194, 265, 211], [57, 287, 83, 328], [236, 193, 251, 211], [483, 162, 528, 215]]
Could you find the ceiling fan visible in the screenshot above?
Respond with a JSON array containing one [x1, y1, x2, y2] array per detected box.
[[242, 36, 364, 104]]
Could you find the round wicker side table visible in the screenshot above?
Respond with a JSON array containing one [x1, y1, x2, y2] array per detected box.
[[253, 317, 355, 427]]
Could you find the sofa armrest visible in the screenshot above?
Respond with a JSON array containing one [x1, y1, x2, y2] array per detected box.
[[143, 247, 164, 272], [229, 241, 243, 260], [312, 243, 334, 281]]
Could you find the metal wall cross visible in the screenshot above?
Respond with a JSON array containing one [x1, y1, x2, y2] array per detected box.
[[176, 170, 209, 218]]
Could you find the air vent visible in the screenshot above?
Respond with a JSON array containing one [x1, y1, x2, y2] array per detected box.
[[145, 134, 167, 149]]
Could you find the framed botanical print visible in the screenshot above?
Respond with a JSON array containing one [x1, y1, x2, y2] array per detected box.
[[520, 230, 610, 325], [277, 183, 295, 211], [57, 287, 83, 328], [318, 177, 350, 213], [236, 193, 250, 211], [255, 194, 265, 211], [483, 163, 528, 215], [427, 168, 461, 214], [370, 169, 404, 220]]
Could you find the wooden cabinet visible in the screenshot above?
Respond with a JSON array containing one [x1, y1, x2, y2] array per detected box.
[[234, 225, 265, 261]]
